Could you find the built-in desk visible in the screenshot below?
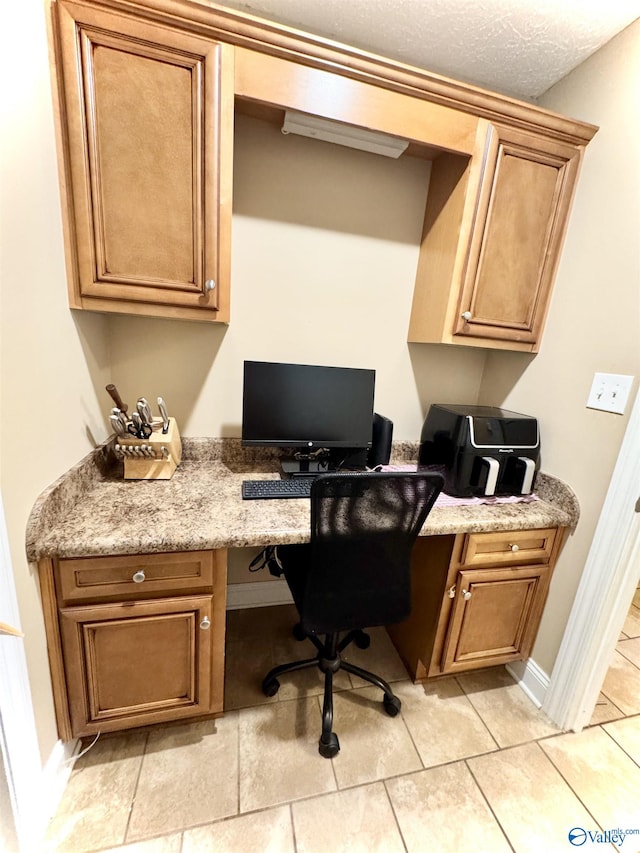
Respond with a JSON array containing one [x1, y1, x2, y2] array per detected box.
[[26, 437, 579, 740]]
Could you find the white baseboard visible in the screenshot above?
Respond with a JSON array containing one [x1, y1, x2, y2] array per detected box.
[[226, 580, 293, 610], [43, 738, 79, 811], [506, 658, 550, 709]]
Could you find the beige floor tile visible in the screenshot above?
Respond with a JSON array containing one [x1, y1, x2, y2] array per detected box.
[[457, 667, 559, 747], [588, 692, 625, 726], [468, 741, 599, 853], [601, 651, 640, 715], [182, 805, 294, 852], [342, 626, 411, 685], [127, 716, 239, 841], [603, 714, 640, 763], [633, 589, 640, 609], [101, 834, 182, 852], [540, 726, 640, 831], [386, 762, 511, 853], [623, 605, 640, 639], [238, 698, 336, 811], [44, 730, 147, 853], [394, 678, 498, 767], [292, 782, 404, 853], [617, 636, 640, 669], [327, 686, 422, 788]]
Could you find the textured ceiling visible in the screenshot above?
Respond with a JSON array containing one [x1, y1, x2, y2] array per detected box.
[[218, 0, 640, 99]]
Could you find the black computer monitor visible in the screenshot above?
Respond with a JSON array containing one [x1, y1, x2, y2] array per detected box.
[[242, 360, 375, 473]]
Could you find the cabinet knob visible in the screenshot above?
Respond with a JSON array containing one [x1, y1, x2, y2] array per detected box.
[[461, 311, 472, 321], [204, 279, 216, 294], [462, 589, 472, 600], [509, 543, 520, 553], [132, 570, 146, 583], [448, 585, 456, 599], [200, 616, 211, 630]]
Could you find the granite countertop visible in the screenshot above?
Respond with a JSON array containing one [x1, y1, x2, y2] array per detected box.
[[26, 438, 580, 561]]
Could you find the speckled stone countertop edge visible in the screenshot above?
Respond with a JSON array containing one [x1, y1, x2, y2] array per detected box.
[[25, 438, 580, 562]]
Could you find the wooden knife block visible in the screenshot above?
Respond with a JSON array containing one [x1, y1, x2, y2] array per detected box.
[[118, 418, 182, 480]]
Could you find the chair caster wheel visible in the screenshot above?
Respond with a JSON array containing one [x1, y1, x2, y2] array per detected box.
[[383, 694, 401, 717], [262, 676, 280, 697], [319, 732, 340, 758], [292, 622, 307, 641], [354, 630, 371, 649]]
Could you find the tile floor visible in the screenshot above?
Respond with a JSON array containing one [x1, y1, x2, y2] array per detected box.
[[45, 599, 640, 853]]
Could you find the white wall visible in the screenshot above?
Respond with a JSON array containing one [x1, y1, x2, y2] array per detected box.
[[107, 115, 487, 439], [0, 0, 112, 763], [479, 18, 640, 673]]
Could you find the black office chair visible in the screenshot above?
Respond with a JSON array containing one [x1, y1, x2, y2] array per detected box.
[[262, 471, 443, 758]]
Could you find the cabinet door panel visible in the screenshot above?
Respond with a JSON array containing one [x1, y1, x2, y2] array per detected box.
[[455, 125, 581, 347], [60, 595, 213, 737], [56, 2, 232, 318], [441, 565, 550, 673]]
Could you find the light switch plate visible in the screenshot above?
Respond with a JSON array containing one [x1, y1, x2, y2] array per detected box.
[[586, 373, 634, 414]]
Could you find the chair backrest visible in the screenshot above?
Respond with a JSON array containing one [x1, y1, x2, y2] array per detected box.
[[301, 471, 443, 634]]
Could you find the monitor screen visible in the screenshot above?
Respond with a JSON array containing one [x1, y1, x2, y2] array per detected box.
[[241, 360, 375, 449]]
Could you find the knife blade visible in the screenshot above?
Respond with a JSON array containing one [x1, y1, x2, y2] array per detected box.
[[157, 397, 170, 434], [106, 384, 128, 415]]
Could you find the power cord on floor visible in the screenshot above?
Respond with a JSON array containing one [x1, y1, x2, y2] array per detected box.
[[62, 731, 101, 765]]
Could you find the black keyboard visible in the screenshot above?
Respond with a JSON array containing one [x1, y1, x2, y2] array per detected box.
[[242, 478, 316, 500]]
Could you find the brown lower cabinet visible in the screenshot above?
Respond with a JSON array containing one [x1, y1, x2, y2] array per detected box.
[[38, 549, 227, 741], [387, 527, 563, 680]]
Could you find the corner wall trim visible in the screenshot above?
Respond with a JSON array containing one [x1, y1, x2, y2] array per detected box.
[[543, 386, 640, 731]]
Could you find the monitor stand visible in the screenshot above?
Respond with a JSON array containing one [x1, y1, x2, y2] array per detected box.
[[281, 451, 332, 477], [280, 447, 368, 477]]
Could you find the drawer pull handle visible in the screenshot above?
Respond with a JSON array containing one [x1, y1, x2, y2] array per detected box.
[[462, 589, 472, 600], [461, 310, 472, 321], [200, 616, 211, 630], [132, 570, 146, 583], [509, 544, 520, 553]]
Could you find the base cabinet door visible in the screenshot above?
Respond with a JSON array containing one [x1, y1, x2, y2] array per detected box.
[[60, 595, 214, 737], [440, 564, 551, 673]]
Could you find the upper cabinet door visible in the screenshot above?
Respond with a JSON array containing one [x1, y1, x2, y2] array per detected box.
[[454, 125, 581, 348], [54, 2, 233, 321]]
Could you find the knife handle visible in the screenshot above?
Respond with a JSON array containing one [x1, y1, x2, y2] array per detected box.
[[106, 384, 127, 414]]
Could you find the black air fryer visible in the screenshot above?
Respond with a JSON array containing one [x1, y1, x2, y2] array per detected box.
[[419, 404, 540, 497]]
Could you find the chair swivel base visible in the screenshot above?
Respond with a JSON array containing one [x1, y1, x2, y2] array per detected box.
[[261, 628, 401, 758]]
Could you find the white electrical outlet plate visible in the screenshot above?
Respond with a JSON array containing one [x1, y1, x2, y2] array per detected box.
[[586, 372, 634, 414]]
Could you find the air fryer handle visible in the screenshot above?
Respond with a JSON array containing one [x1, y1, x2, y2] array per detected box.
[[481, 456, 500, 496], [518, 457, 536, 494]]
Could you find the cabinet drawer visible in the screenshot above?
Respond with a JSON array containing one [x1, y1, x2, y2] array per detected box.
[[457, 528, 558, 569], [56, 551, 215, 604]]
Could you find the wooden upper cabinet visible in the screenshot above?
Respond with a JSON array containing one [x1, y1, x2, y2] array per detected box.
[[409, 123, 583, 352], [52, 1, 233, 321], [48, 0, 595, 334]]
